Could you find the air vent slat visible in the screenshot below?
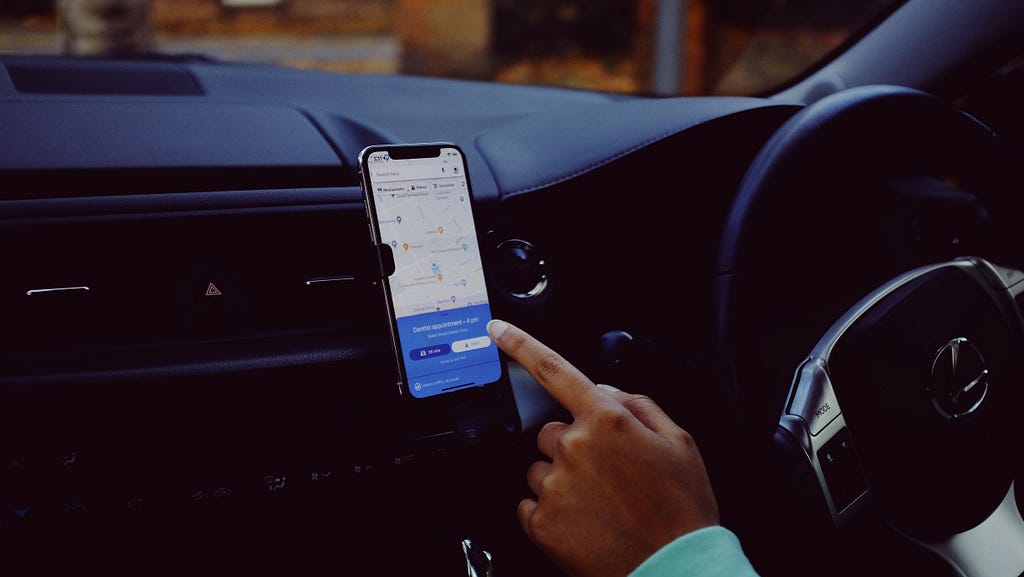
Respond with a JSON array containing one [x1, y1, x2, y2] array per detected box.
[[0, 204, 380, 361]]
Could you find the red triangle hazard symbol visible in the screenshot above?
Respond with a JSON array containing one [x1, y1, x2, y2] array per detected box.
[[205, 282, 223, 297]]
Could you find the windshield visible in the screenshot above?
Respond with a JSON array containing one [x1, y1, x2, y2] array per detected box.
[[0, 0, 904, 96]]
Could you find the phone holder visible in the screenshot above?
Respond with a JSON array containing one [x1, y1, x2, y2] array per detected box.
[[374, 242, 396, 278]]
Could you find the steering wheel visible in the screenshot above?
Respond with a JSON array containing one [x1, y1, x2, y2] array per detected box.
[[713, 85, 1024, 577]]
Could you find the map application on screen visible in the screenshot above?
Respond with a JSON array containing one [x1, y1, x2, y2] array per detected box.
[[365, 146, 502, 398]]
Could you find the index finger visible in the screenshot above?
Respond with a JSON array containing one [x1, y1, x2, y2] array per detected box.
[[487, 319, 608, 416]]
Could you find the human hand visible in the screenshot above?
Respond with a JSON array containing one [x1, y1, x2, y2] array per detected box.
[[487, 319, 720, 577]]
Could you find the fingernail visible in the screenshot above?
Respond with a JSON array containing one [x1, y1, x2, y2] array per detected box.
[[596, 384, 621, 393], [487, 319, 508, 341]]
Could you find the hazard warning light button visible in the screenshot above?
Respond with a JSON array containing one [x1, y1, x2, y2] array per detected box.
[[181, 271, 251, 337]]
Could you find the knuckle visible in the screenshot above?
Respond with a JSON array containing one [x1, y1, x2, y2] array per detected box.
[[502, 329, 528, 354], [523, 506, 547, 540], [555, 426, 585, 454], [526, 460, 546, 487], [622, 393, 654, 411], [518, 500, 539, 534], [674, 427, 697, 449], [532, 352, 567, 383], [538, 420, 562, 437], [537, 421, 563, 447], [536, 470, 556, 495], [536, 421, 568, 459], [593, 407, 631, 432]]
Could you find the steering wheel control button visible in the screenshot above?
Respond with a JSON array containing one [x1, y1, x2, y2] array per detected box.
[[928, 338, 989, 420], [978, 261, 1024, 291], [786, 358, 841, 436], [816, 427, 868, 515]]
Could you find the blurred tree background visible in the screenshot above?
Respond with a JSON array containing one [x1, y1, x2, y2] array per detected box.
[[0, 0, 899, 96]]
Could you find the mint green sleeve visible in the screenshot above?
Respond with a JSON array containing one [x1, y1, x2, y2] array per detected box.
[[628, 526, 760, 577]]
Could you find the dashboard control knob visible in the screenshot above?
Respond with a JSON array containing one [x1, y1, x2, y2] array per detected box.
[[599, 330, 635, 365], [493, 239, 548, 299]]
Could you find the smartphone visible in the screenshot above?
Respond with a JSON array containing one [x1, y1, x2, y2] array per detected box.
[[359, 143, 505, 399]]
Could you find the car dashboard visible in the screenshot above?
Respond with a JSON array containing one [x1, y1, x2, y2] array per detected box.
[[0, 54, 1010, 574]]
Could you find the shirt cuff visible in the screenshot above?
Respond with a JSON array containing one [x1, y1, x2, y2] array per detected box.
[[629, 526, 760, 577]]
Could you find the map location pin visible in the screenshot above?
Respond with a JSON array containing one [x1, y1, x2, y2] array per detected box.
[[461, 244, 467, 251], [451, 296, 456, 303], [461, 279, 467, 287], [396, 216, 402, 224], [403, 243, 409, 251], [437, 274, 443, 281], [437, 226, 444, 234], [390, 240, 397, 248]]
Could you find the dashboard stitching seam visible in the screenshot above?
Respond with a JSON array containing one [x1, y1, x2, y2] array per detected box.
[[496, 124, 700, 199], [493, 106, 793, 199]]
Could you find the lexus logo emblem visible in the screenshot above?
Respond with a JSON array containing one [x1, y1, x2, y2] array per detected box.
[[929, 338, 989, 420]]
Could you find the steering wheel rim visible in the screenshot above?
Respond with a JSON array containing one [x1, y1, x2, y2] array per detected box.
[[717, 85, 1012, 276], [715, 85, 1016, 435], [712, 85, 1024, 577]]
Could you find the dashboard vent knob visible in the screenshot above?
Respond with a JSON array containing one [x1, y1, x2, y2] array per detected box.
[[494, 239, 548, 299]]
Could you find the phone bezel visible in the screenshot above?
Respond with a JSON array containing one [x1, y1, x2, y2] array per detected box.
[[358, 142, 509, 402]]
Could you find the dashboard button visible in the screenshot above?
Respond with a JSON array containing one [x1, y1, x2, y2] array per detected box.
[[179, 269, 251, 337]]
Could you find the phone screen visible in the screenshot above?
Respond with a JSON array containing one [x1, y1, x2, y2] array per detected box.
[[360, 144, 504, 398]]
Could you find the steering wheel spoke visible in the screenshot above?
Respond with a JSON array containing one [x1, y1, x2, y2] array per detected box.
[[778, 258, 1024, 577], [911, 482, 1024, 577], [779, 358, 869, 527]]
